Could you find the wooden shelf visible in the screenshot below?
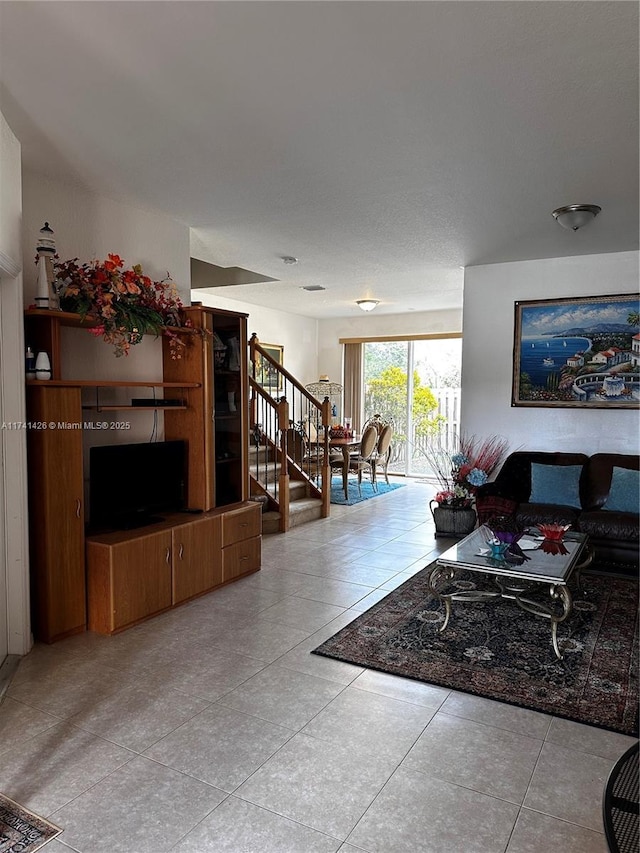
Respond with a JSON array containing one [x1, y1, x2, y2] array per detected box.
[[25, 308, 199, 336], [82, 405, 188, 412], [27, 379, 200, 388]]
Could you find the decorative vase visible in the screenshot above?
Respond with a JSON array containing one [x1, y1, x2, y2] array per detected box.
[[429, 500, 477, 538], [35, 351, 52, 380]]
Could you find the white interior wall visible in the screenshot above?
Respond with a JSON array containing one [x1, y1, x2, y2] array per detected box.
[[317, 308, 463, 388], [0, 110, 30, 655], [192, 289, 319, 387], [461, 251, 640, 455]]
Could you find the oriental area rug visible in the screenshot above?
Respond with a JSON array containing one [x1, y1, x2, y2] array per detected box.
[[312, 563, 639, 735], [0, 793, 61, 853]]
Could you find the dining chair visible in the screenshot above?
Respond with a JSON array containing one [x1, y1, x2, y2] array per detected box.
[[347, 424, 379, 495], [374, 423, 394, 485]]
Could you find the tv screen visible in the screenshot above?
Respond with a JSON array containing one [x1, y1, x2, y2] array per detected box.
[[90, 440, 186, 531]]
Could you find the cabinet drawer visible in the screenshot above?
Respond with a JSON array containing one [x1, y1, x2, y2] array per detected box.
[[221, 504, 261, 547], [222, 535, 261, 581]]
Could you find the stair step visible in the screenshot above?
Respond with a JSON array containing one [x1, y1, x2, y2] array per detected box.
[[261, 497, 324, 534]]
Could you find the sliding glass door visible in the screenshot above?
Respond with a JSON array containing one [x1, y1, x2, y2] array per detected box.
[[363, 337, 462, 477]]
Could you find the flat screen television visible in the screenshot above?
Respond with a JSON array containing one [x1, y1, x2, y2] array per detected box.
[[90, 440, 187, 531]]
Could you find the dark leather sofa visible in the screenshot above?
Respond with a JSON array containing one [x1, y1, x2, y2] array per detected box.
[[476, 451, 639, 574]]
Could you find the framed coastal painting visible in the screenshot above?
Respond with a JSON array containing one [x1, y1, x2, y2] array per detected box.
[[256, 343, 284, 391], [512, 293, 640, 408]]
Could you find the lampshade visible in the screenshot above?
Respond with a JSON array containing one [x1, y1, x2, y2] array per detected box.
[[552, 204, 601, 231], [356, 299, 379, 312]]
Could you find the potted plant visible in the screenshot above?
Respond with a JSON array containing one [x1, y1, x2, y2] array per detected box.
[[424, 434, 509, 538]]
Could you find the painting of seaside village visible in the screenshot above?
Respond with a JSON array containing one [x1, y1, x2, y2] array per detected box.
[[512, 293, 640, 408]]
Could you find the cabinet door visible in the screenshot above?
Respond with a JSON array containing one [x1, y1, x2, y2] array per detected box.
[[27, 386, 85, 642], [172, 515, 222, 604], [110, 531, 172, 629]]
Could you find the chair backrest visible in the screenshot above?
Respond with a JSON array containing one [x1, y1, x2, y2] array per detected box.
[[359, 425, 378, 459], [376, 424, 393, 456], [285, 428, 306, 466]]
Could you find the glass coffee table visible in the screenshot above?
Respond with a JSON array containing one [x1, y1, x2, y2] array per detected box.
[[429, 526, 592, 659]]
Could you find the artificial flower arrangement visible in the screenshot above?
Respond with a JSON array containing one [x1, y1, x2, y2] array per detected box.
[[49, 253, 195, 358], [427, 434, 509, 507]]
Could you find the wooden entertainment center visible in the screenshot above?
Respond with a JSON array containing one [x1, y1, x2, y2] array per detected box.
[[24, 305, 261, 643]]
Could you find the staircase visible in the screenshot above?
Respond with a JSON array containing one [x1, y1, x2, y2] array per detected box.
[[248, 335, 332, 534], [249, 443, 324, 533]]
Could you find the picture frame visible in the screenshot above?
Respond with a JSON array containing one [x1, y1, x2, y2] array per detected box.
[[512, 293, 640, 408], [256, 343, 284, 391]]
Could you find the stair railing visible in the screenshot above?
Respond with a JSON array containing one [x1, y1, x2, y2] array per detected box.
[[249, 334, 332, 528]]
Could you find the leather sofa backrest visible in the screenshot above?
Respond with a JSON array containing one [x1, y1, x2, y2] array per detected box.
[[493, 451, 590, 505], [583, 453, 640, 511]]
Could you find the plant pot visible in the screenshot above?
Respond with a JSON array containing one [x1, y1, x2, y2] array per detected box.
[[429, 501, 477, 539]]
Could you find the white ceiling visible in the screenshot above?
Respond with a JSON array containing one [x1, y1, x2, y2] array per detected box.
[[1, 1, 638, 319]]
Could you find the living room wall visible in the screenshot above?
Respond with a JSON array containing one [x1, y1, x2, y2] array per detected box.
[[192, 288, 319, 388], [461, 251, 639, 455]]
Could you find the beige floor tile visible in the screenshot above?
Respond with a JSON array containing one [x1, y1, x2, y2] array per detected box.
[[523, 741, 615, 831], [68, 684, 210, 752], [0, 697, 61, 757], [301, 686, 435, 761], [274, 635, 364, 685], [506, 808, 609, 853], [258, 596, 347, 631], [403, 711, 543, 803], [347, 765, 519, 853], [545, 717, 638, 759], [440, 691, 551, 739], [143, 703, 294, 792], [0, 722, 134, 816], [350, 669, 450, 709], [172, 796, 341, 853], [51, 755, 226, 853], [207, 619, 312, 662], [292, 576, 376, 607], [235, 732, 397, 839], [322, 563, 403, 586], [217, 664, 344, 730]]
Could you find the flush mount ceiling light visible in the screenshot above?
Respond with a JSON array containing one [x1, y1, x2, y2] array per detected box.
[[282, 256, 298, 265], [552, 204, 601, 231], [356, 299, 379, 312]]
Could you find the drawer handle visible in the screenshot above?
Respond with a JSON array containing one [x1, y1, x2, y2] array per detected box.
[[241, 556, 249, 561], [241, 523, 248, 527], [165, 547, 171, 564], [76, 498, 81, 518], [179, 544, 184, 560]]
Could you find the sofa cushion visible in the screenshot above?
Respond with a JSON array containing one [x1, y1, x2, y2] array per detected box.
[[604, 467, 640, 514], [515, 503, 581, 529], [583, 453, 640, 511], [529, 463, 582, 508], [578, 510, 640, 542]]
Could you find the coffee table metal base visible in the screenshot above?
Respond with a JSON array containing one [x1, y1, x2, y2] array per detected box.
[[427, 565, 573, 659]]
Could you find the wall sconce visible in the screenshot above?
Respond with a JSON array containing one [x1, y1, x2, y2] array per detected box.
[[356, 299, 379, 312], [551, 204, 601, 231]]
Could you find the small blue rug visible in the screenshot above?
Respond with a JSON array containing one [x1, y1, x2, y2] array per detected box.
[[330, 479, 404, 506]]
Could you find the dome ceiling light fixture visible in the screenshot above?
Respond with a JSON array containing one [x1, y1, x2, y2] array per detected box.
[[282, 256, 298, 265], [551, 204, 602, 231], [356, 299, 379, 312]]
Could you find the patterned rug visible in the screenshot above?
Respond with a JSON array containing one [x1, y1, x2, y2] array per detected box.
[[330, 479, 404, 506], [312, 564, 639, 735], [0, 793, 61, 853]]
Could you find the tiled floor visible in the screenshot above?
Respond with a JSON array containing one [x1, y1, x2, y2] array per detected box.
[[1, 480, 635, 853]]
